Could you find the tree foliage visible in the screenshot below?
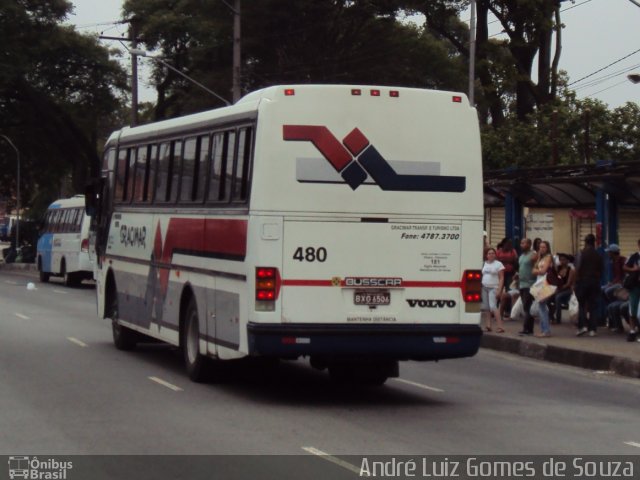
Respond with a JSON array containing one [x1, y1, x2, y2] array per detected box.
[[123, 0, 468, 119], [0, 0, 127, 217]]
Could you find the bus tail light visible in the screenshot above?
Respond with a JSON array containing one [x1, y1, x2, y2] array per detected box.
[[256, 267, 281, 311], [461, 270, 482, 303], [81, 238, 90, 253]]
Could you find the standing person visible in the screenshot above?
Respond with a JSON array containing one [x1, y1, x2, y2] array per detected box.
[[496, 238, 518, 319], [623, 239, 640, 342], [483, 231, 491, 259], [481, 248, 505, 333], [532, 241, 554, 337], [550, 253, 576, 324], [516, 238, 538, 336], [496, 238, 518, 288], [603, 244, 626, 299], [575, 234, 604, 337], [533, 237, 542, 254]]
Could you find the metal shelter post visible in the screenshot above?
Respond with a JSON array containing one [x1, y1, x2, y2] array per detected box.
[[505, 192, 523, 250]]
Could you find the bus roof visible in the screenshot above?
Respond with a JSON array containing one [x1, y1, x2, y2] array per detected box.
[[106, 85, 470, 147], [48, 195, 85, 210]]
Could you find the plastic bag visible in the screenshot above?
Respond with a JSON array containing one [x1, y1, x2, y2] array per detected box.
[[511, 297, 524, 321], [568, 292, 579, 324], [530, 277, 557, 302], [511, 296, 540, 319]]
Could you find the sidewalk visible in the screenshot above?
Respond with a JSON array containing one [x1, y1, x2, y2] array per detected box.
[[481, 314, 640, 379]]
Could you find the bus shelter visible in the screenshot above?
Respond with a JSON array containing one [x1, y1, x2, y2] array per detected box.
[[484, 160, 640, 258]]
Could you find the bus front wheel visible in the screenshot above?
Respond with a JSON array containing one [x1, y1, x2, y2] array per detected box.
[[182, 296, 208, 382]]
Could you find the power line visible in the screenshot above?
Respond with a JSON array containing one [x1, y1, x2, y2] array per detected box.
[[573, 63, 640, 90], [584, 79, 630, 98], [568, 47, 640, 86]]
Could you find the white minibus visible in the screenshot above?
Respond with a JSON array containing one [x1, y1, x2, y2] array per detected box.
[[37, 195, 94, 285]]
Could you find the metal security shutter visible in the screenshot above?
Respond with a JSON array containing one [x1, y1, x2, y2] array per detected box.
[[577, 216, 595, 251], [486, 207, 505, 248], [618, 208, 640, 257]]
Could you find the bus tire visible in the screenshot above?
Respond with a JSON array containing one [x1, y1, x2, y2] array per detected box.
[[108, 284, 137, 351], [38, 258, 50, 283], [182, 296, 208, 382], [61, 261, 77, 287]]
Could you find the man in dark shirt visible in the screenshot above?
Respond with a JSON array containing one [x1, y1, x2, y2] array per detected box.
[[575, 234, 604, 336]]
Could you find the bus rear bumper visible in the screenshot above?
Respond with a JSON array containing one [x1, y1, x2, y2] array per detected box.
[[247, 323, 482, 361]]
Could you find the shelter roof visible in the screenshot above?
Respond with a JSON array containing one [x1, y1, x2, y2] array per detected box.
[[484, 161, 640, 208]]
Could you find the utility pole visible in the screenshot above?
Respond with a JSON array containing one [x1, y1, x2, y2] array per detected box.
[[232, 0, 241, 103], [130, 18, 139, 126], [468, 0, 476, 106]]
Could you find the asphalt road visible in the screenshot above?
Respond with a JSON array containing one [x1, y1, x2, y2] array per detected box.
[[0, 270, 639, 478]]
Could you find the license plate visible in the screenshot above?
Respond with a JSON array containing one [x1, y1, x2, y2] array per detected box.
[[354, 291, 390, 306]]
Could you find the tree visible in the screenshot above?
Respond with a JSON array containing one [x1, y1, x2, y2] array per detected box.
[[123, 0, 467, 119], [0, 0, 128, 217], [396, 0, 567, 123]]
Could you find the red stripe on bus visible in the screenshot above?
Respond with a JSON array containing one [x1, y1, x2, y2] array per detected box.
[[156, 218, 248, 298], [283, 125, 352, 172], [282, 280, 462, 288]]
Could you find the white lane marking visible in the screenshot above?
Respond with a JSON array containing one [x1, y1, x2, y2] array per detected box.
[[302, 447, 362, 475], [148, 376, 183, 392], [4, 280, 18, 285], [14, 313, 30, 320], [67, 337, 88, 348], [392, 378, 445, 393], [53, 289, 69, 295], [624, 441, 640, 449]]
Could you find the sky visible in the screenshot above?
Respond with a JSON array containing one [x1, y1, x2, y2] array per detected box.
[[65, 0, 640, 108]]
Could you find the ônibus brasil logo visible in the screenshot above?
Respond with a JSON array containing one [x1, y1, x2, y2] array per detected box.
[[8, 456, 73, 480], [283, 125, 466, 192]]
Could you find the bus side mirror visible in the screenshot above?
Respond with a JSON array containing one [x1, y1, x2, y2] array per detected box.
[[84, 178, 103, 217]]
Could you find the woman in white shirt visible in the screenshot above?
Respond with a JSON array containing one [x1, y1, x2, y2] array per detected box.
[[482, 248, 505, 332]]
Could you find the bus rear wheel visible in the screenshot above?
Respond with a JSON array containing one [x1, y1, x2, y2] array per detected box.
[[61, 260, 77, 287], [38, 258, 50, 283], [182, 296, 208, 382]]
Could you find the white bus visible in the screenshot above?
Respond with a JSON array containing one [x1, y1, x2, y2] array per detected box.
[[37, 195, 94, 286], [86, 85, 484, 385]]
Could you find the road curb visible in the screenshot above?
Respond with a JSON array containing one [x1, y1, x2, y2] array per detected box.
[[481, 334, 640, 379], [0, 261, 37, 272]]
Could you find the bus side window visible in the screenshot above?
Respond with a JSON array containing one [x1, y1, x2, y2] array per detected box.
[[49, 210, 58, 233], [74, 208, 82, 233], [125, 148, 137, 203], [168, 140, 183, 203], [59, 209, 68, 233], [66, 209, 75, 233], [233, 127, 253, 202], [219, 130, 235, 202], [155, 142, 171, 203], [115, 148, 128, 202], [147, 145, 158, 203], [43, 211, 52, 233], [194, 135, 210, 203], [180, 138, 197, 203], [207, 133, 225, 203], [134, 146, 149, 203]]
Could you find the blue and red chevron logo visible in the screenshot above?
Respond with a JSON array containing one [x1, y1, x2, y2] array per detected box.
[[283, 125, 466, 192]]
